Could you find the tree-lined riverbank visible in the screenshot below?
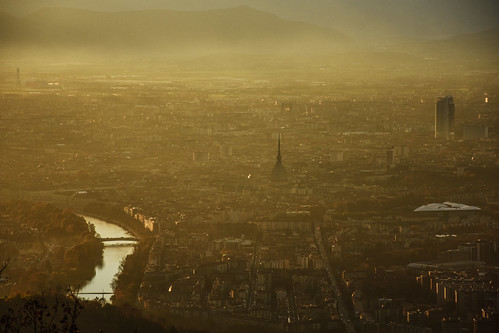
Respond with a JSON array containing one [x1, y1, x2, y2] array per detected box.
[[0, 200, 103, 296]]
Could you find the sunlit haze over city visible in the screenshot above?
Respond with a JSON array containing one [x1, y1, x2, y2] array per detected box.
[[0, 1, 498, 332]]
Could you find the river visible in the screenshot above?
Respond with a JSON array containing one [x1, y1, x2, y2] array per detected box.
[[78, 215, 137, 301]]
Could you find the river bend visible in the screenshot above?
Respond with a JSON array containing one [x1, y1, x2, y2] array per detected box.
[[78, 215, 136, 301]]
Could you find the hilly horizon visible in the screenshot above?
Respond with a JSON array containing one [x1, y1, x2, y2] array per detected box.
[[394, 26, 499, 64], [1, 0, 498, 43], [0, 6, 351, 57], [1, 5, 497, 67]]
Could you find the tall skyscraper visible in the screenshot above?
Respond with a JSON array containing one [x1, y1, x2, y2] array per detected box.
[[270, 134, 287, 183], [435, 96, 455, 139]]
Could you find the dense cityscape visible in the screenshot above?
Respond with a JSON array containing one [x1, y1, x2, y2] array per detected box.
[[0, 61, 497, 332], [0, 1, 498, 332]]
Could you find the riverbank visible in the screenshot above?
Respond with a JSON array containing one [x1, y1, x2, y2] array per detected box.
[[0, 200, 104, 296], [111, 237, 154, 306], [0, 189, 152, 241], [80, 201, 154, 241], [76, 210, 141, 240], [0, 194, 155, 306], [78, 215, 137, 301], [76, 202, 155, 306]]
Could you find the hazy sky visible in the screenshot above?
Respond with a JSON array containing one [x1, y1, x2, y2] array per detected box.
[[2, 0, 499, 40]]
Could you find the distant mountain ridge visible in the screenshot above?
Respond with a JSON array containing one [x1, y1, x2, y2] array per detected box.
[[1, 0, 498, 42], [0, 6, 351, 55]]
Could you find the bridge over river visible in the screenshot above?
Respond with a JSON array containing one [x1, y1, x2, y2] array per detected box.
[[77, 291, 114, 299], [79, 215, 137, 301], [99, 237, 138, 242]]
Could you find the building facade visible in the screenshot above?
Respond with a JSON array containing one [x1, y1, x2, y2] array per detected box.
[[435, 96, 455, 140]]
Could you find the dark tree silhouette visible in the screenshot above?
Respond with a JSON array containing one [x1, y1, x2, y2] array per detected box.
[[0, 259, 9, 283]]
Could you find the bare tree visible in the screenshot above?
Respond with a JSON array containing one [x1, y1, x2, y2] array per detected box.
[[22, 292, 49, 333], [62, 287, 84, 333], [0, 303, 27, 333], [0, 259, 9, 283]]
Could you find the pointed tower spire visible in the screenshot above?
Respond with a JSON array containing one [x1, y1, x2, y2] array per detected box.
[[270, 133, 287, 183]]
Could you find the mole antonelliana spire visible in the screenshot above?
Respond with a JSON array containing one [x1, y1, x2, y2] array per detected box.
[[270, 134, 287, 183]]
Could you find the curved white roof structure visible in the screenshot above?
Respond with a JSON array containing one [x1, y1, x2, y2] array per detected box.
[[414, 202, 481, 212]]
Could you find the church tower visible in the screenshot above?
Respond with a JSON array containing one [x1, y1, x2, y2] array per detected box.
[[270, 134, 287, 183]]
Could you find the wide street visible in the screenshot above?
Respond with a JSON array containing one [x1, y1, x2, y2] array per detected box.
[[314, 225, 356, 333]]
